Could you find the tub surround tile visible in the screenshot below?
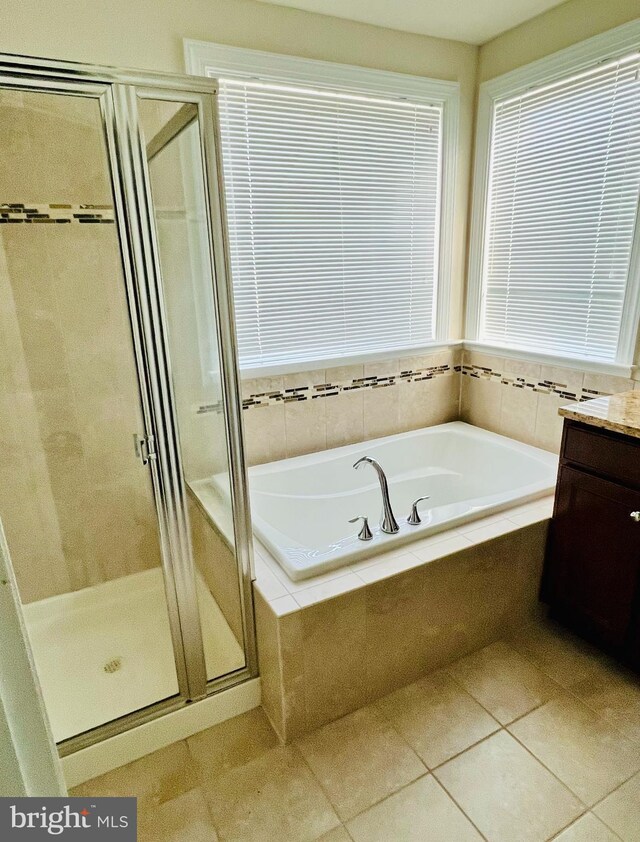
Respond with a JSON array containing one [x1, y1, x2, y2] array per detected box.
[[285, 396, 327, 458], [241, 349, 460, 465], [346, 775, 483, 842], [295, 706, 426, 821], [241, 401, 286, 466], [355, 552, 426, 583], [508, 695, 640, 805], [434, 730, 584, 842], [460, 350, 632, 454], [293, 572, 365, 608], [559, 390, 640, 439], [374, 670, 500, 768], [254, 522, 549, 742]]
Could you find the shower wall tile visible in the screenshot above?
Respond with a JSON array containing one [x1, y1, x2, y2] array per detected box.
[[0, 221, 161, 603], [241, 348, 461, 466]]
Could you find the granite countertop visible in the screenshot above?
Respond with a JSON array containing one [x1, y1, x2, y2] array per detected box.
[[559, 390, 640, 439]]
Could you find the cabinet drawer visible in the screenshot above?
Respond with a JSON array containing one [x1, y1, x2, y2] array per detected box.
[[562, 421, 640, 488]]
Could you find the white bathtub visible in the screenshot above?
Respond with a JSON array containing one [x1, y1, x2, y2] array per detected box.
[[215, 422, 558, 581]]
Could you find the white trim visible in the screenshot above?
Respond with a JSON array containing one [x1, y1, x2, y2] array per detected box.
[[184, 40, 458, 104], [240, 341, 463, 380], [466, 18, 640, 366], [463, 341, 634, 378], [185, 39, 459, 369], [61, 677, 261, 788]]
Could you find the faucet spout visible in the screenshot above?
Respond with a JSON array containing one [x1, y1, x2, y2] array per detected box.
[[353, 456, 400, 534]]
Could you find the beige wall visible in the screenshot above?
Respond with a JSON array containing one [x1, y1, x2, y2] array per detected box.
[[478, 0, 640, 82], [0, 0, 477, 341]]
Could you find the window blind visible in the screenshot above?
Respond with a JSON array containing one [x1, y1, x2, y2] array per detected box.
[[217, 80, 443, 368], [480, 54, 640, 362]]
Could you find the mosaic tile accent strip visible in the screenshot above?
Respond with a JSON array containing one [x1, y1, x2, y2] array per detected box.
[[242, 363, 455, 410], [460, 363, 609, 403], [0, 203, 115, 224]]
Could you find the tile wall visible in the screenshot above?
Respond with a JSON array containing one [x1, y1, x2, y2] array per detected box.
[[460, 349, 637, 453], [255, 520, 548, 742], [0, 88, 161, 603], [241, 349, 461, 466]]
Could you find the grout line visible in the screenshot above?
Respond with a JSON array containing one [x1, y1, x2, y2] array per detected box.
[[428, 768, 491, 841], [545, 809, 591, 841]]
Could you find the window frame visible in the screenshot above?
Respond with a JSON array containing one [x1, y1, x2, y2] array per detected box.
[[467, 19, 640, 377], [185, 39, 459, 376]]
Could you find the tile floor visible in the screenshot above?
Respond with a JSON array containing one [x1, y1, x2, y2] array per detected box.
[[71, 617, 640, 841]]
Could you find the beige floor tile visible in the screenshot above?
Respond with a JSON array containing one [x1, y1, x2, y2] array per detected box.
[[187, 706, 279, 782], [593, 771, 640, 841], [316, 826, 353, 842], [70, 741, 197, 813], [553, 812, 621, 842], [295, 706, 425, 821], [509, 696, 640, 805], [447, 640, 562, 724], [138, 788, 218, 842], [375, 670, 499, 768], [434, 730, 583, 842], [346, 775, 482, 842], [204, 744, 340, 842], [571, 664, 640, 744], [508, 620, 607, 688]]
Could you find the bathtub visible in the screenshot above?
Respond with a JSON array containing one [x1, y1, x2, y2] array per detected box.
[[213, 422, 558, 581]]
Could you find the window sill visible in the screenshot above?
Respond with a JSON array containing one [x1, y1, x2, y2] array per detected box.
[[463, 341, 635, 379], [239, 341, 462, 380]]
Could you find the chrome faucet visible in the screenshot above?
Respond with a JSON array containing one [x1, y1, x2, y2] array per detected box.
[[353, 456, 399, 534]]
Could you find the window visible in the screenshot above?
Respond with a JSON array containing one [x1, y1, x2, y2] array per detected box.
[[468, 25, 640, 369], [185, 42, 458, 371]]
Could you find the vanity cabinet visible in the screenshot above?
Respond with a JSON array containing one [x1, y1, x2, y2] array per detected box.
[[543, 418, 640, 668]]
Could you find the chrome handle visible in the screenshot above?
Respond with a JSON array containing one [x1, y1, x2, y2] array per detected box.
[[408, 495, 431, 526], [631, 511, 640, 523], [349, 516, 373, 541]]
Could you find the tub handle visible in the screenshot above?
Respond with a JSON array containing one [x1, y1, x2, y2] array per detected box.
[[349, 516, 373, 541], [408, 496, 431, 525]]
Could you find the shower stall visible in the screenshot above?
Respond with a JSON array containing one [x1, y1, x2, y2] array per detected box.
[[0, 55, 256, 754]]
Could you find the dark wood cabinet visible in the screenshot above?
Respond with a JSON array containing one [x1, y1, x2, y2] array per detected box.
[[543, 420, 640, 668]]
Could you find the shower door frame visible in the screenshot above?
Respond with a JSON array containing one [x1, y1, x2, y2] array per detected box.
[[0, 53, 257, 755]]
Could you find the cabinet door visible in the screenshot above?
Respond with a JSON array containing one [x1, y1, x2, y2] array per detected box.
[[546, 466, 640, 649]]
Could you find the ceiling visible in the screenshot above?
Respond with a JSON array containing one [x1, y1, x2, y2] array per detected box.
[[254, 0, 570, 45]]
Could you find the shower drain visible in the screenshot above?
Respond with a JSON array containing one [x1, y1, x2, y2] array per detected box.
[[103, 657, 123, 674]]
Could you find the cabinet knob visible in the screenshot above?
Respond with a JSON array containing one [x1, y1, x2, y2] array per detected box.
[[630, 511, 640, 522]]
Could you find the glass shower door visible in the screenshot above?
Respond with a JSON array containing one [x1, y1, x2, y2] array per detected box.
[[0, 84, 182, 743], [135, 92, 253, 685]]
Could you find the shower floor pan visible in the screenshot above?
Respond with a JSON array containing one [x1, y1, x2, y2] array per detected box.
[[22, 567, 244, 743]]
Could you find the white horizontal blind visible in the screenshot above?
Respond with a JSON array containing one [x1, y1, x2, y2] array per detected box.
[[217, 80, 443, 368], [481, 54, 640, 362]]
